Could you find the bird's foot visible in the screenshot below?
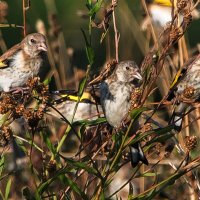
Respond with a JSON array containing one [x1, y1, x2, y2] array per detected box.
[[10, 87, 30, 96]]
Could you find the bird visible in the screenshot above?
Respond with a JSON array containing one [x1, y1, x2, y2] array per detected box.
[[141, 0, 199, 30], [46, 90, 103, 123], [168, 55, 200, 131], [100, 60, 148, 167], [0, 33, 47, 92]]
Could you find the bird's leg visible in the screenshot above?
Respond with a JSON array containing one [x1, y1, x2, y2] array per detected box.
[[10, 86, 30, 95]]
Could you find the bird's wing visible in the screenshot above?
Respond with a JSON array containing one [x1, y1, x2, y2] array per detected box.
[[50, 88, 100, 105], [0, 43, 21, 66], [167, 55, 199, 100]]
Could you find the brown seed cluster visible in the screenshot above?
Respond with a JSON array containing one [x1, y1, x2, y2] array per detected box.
[[182, 86, 195, 99], [177, 0, 190, 12], [46, 159, 57, 174], [0, 77, 49, 130], [0, 126, 13, 147], [130, 88, 142, 109], [185, 136, 197, 151]]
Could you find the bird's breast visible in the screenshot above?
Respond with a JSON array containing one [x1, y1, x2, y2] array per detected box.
[[101, 82, 133, 127]]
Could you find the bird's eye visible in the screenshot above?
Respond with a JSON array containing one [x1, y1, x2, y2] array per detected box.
[[30, 39, 36, 44], [126, 66, 130, 70]]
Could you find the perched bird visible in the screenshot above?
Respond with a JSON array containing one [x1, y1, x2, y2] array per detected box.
[[100, 60, 148, 167], [47, 90, 103, 122], [168, 55, 200, 131], [141, 0, 199, 30], [0, 33, 47, 92]]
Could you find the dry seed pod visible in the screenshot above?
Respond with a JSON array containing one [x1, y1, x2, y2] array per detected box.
[[182, 86, 195, 99], [0, 126, 13, 147], [46, 159, 57, 173], [185, 136, 197, 151]]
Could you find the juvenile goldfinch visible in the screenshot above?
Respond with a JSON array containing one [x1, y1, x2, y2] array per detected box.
[[0, 33, 47, 92], [100, 60, 148, 167], [168, 55, 200, 131]]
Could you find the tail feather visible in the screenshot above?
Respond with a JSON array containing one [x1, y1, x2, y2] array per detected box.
[[169, 102, 188, 132], [130, 142, 148, 167]]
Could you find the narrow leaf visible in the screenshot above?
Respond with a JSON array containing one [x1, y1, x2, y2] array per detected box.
[[89, 0, 104, 17], [5, 178, 12, 200]]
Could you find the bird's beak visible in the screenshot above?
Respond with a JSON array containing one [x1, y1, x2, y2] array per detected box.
[[133, 72, 142, 80], [38, 42, 47, 52]]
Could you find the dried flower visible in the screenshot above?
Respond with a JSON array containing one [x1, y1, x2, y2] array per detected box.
[[182, 86, 195, 99], [185, 136, 197, 151], [0, 126, 13, 147]]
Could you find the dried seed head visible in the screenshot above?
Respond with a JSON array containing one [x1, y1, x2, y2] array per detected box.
[[154, 143, 163, 155], [0, 102, 8, 114], [185, 136, 197, 151], [177, 0, 188, 12], [36, 106, 44, 119], [182, 11, 192, 29], [182, 86, 195, 99], [0, 126, 13, 147], [130, 88, 142, 109], [15, 104, 25, 116], [46, 159, 57, 173], [26, 77, 40, 89], [23, 109, 40, 128], [141, 123, 153, 133]]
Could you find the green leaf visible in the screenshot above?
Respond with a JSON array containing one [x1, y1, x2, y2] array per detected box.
[[78, 77, 87, 97], [5, 178, 12, 200], [129, 182, 134, 196], [43, 133, 56, 155], [43, 77, 51, 86], [38, 167, 88, 199], [86, 46, 95, 65], [0, 191, 4, 200], [78, 124, 86, 139], [64, 158, 100, 178], [0, 112, 10, 126], [86, 0, 92, 10], [0, 156, 4, 176], [129, 107, 149, 122], [140, 172, 157, 177], [89, 0, 104, 17], [81, 29, 95, 65]]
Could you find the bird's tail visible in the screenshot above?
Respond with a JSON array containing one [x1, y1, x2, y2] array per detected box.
[[130, 142, 148, 167], [169, 102, 188, 132]]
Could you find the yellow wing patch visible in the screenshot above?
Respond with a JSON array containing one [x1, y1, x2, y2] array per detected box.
[[153, 0, 172, 6], [0, 60, 7, 68], [170, 69, 182, 89], [61, 92, 94, 102]]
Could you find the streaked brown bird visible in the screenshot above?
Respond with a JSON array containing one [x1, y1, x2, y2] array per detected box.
[[100, 60, 148, 167], [0, 33, 47, 92], [168, 55, 200, 131]]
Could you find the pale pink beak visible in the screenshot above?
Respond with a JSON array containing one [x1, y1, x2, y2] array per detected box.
[[38, 42, 47, 52], [133, 72, 142, 80]]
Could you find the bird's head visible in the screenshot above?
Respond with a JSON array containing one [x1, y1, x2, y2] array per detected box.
[[115, 60, 142, 86], [23, 33, 47, 57]]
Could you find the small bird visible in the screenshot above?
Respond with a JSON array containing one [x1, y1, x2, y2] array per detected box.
[[168, 55, 200, 131], [100, 60, 148, 167], [141, 0, 199, 30], [0, 33, 47, 92], [47, 90, 103, 122]]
